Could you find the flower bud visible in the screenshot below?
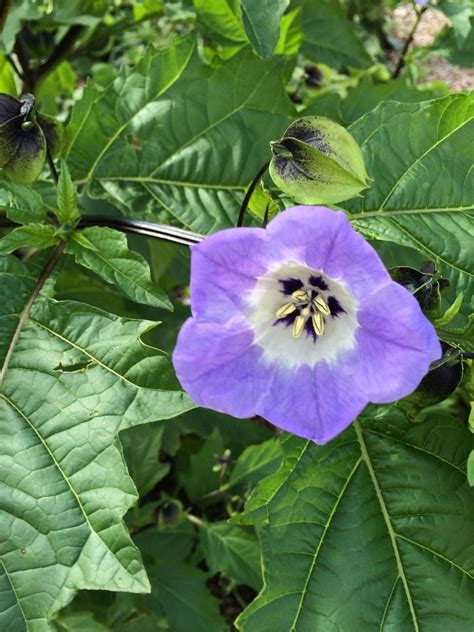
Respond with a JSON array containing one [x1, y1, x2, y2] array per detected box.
[[269, 116, 370, 205], [0, 93, 65, 185]]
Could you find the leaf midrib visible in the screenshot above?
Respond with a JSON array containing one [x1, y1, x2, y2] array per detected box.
[[354, 421, 419, 632]]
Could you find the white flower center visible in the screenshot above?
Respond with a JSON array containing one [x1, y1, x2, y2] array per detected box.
[[246, 262, 359, 368]]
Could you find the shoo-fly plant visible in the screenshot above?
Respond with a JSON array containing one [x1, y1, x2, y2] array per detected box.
[[172, 206, 441, 443], [0, 5, 472, 631]]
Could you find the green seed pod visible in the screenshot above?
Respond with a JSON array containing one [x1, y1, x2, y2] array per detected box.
[[269, 116, 370, 205], [0, 92, 64, 184]]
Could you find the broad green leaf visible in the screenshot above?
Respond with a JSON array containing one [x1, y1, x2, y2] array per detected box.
[[301, 0, 372, 70], [468, 451, 474, 486], [240, 0, 289, 59], [67, 47, 294, 234], [200, 521, 262, 590], [66, 37, 194, 179], [0, 255, 193, 630], [224, 438, 282, 494], [193, 0, 247, 45], [0, 223, 58, 253], [345, 94, 474, 330], [303, 76, 446, 126], [0, 178, 47, 224], [236, 409, 474, 631], [438, 2, 473, 46], [67, 227, 172, 309]]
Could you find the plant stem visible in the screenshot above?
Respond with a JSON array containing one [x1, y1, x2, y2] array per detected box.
[[36, 25, 84, 83], [4, 53, 24, 81], [392, 6, 427, 79], [0, 214, 203, 247], [237, 160, 270, 228], [47, 149, 59, 185], [0, 240, 65, 384]]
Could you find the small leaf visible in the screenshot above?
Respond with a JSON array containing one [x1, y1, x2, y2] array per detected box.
[[56, 159, 79, 224], [240, 0, 290, 59], [200, 522, 262, 590], [468, 451, 474, 486], [0, 179, 47, 224], [225, 438, 282, 493], [0, 224, 58, 254], [435, 292, 464, 327], [67, 227, 172, 309]]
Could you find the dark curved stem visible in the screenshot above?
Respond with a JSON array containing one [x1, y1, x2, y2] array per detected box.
[[47, 150, 59, 185], [392, 6, 427, 79], [0, 240, 65, 384], [237, 160, 270, 228], [0, 214, 203, 247]]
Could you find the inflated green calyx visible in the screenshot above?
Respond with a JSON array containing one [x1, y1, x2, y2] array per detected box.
[[0, 93, 65, 184], [269, 115, 370, 204]]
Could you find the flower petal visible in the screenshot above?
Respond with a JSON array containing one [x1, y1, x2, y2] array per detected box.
[[172, 317, 269, 418], [267, 205, 391, 298], [350, 282, 442, 402], [189, 227, 271, 323], [258, 362, 368, 444]]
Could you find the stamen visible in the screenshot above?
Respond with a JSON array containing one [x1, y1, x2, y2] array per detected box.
[[313, 296, 330, 315], [276, 302, 297, 318], [291, 289, 308, 302], [292, 314, 305, 338], [312, 312, 324, 336]]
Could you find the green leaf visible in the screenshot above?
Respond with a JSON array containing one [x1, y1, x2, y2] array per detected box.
[[303, 76, 446, 126], [0, 223, 58, 254], [0, 52, 18, 95], [0, 178, 47, 223], [67, 227, 172, 309], [0, 255, 193, 630], [236, 409, 474, 631], [240, 0, 289, 59], [467, 451, 474, 486], [66, 37, 194, 180], [200, 522, 262, 590], [53, 611, 111, 632], [429, 18, 474, 68], [435, 292, 464, 327], [121, 424, 169, 497], [67, 46, 294, 234], [193, 0, 247, 45], [224, 437, 282, 494], [146, 563, 227, 632], [301, 0, 372, 70], [36, 61, 77, 116], [274, 8, 303, 56], [57, 160, 79, 224], [177, 427, 224, 501], [345, 94, 474, 331]]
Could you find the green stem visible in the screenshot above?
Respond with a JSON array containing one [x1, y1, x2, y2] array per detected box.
[[0, 241, 65, 385]]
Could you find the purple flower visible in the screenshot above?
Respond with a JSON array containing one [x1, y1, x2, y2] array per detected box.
[[173, 206, 441, 444], [416, 0, 428, 5]]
